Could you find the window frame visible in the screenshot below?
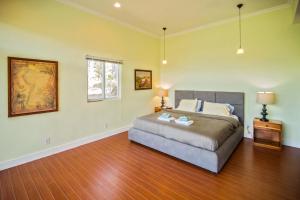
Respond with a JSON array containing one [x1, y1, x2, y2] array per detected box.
[[87, 57, 121, 102]]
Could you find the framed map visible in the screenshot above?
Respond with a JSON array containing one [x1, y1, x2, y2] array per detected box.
[[8, 57, 58, 117], [135, 69, 152, 90]]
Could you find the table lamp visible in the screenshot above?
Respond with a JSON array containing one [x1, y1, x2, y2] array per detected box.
[[158, 89, 168, 108], [256, 92, 275, 122]]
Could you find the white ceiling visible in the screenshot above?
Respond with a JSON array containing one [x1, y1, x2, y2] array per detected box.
[[58, 0, 290, 36]]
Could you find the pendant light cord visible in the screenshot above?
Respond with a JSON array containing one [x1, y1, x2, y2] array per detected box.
[[239, 8, 242, 48], [237, 4, 243, 49], [163, 27, 166, 60]]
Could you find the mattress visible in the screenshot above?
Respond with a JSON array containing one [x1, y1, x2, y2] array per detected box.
[[132, 110, 241, 151]]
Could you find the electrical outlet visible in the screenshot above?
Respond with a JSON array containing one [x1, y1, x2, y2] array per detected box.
[[45, 137, 51, 145], [246, 125, 252, 136], [104, 123, 108, 129]]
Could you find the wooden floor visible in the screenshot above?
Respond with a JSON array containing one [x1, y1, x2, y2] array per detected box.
[[1, 132, 300, 200]]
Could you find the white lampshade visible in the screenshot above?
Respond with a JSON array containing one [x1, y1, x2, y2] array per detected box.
[[256, 92, 275, 105], [162, 59, 167, 65], [236, 48, 244, 54], [157, 88, 168, 97]]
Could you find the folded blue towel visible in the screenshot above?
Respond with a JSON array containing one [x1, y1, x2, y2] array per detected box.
[[160, 113, 171, 119], [178, 116, 189, 122], [175, 119, 194, 126]]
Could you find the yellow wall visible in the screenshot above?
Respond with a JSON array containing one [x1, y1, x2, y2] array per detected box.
[[161, 7, 300, 147], [1, 1, 299, 164], [0, 0, 160, 162]]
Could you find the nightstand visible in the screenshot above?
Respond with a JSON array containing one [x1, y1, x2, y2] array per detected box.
[[154, 107, 162, 113], [253, 118, 283, 150], [154, 106, 173, 113]]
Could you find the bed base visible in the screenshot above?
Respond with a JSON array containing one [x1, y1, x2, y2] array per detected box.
[[128, 127, 243, 173]]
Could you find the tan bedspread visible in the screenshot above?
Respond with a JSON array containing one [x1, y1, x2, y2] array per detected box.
[[133, 110, 241, 151]]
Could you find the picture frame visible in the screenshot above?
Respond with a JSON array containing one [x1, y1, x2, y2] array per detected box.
[[134, 69, 152, 90], [8, 57, 59, 117]]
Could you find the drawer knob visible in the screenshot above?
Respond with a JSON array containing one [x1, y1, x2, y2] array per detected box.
[[266, 125, 269, 127]]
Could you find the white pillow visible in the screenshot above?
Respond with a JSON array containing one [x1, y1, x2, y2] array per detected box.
[[202, 101, 231, 116], [176, 99, 198, 112]]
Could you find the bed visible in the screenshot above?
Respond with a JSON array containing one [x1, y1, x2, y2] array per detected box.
[[128, 91, 244, 173]]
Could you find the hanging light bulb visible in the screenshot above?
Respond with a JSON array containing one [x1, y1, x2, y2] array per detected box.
[[237, 48, 244, 54], [162, 27, 167, 64], [236, 4, 244, 55]]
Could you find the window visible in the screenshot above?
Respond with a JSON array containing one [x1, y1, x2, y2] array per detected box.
[[87, 58, 121, 101]]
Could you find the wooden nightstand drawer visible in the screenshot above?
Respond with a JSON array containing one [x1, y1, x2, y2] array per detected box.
[[254, 120, 281, 130]]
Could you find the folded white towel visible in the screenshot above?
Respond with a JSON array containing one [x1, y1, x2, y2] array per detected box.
[[160, 113, 171, 119], [178, 116, 189, 122], [158, 117, 175, 122], [175, 119, 194, 126]]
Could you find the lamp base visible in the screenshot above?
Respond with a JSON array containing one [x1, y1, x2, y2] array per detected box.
[[161, 96, 165, 109], [260, 118, 269, 122], [260, 104, 269, 122]]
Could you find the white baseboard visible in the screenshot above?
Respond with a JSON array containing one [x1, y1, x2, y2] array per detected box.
[[283, 141, 300, 148], [0, 125, 131, 171], [2, 124, 297, 171], [244, 135, 252, 139]]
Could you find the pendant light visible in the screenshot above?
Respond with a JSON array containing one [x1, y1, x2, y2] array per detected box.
[[162, 27, 167, 64], [236, 4, 244, 55]]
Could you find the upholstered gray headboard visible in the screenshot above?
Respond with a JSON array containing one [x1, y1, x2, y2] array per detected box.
[[175, 90, 245, 124]]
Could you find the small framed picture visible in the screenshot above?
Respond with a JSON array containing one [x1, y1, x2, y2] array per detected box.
[[8, 57, 58, 117], [135, 69, 152, 90]]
